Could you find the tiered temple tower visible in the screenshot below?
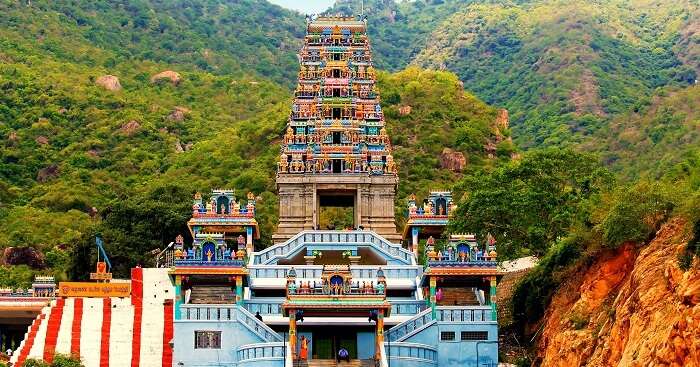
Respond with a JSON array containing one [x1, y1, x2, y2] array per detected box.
[[274, 16, 400, 243]]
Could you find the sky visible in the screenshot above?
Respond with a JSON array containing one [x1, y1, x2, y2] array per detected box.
[[267, 0, 337, 14]]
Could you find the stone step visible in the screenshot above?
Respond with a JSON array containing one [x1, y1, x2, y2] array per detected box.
[[437, 287, 480, 306], [189, 286, 235, 304], [294, 359, 369, 367]]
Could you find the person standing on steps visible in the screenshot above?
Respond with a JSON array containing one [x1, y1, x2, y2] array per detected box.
[[255, 311, 263, 322], [299, 335, 309, 360]]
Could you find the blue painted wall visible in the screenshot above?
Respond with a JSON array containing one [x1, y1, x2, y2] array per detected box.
[[173, 320, 267, 366], [396, 322, 498, 367], [357, 331, 375, 360]]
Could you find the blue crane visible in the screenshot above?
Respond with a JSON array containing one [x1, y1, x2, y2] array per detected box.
[[95, 236, 112, 272]]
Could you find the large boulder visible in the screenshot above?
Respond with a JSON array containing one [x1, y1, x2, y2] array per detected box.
[[35, 136, 49, 145], [167, 106, 190, 122], [439, 148, 467, 172], [2, 247, 45, 269], [151, 70, 182, 85], [120, 120, 141, 136], [37, 164, 60, 182], [95, 75, 122, 91], [398, 105, 412, 116]]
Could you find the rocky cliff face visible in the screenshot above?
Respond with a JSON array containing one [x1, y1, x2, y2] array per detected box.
[[537, 219, 700, 367]]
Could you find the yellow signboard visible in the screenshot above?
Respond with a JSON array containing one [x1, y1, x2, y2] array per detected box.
[[59, 282, 131, 298]]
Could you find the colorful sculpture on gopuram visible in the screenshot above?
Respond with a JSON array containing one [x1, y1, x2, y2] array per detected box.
[[274, 15, 401, 243]]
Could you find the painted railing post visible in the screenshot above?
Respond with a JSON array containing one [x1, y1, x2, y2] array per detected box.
[[375, 309, 384, 361], [490, 276, 497, 321], [429, 276, 437, 319], [174, 275, 182, 320], [411, 227, 420, 257], [289, 309, 297, 361], [236, 275, 243, 306], [246, 226, 254, 255]]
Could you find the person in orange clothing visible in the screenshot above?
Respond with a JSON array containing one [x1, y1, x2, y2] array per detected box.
[[299, 335, 309, 360]]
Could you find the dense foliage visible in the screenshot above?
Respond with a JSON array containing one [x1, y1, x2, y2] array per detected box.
[[452, 149, 699, 338], [0, 0, 304, 86], [449, 149, 612, 259], [332, 0, 699, 154], [580, 85, 700, 180], [0, 1, 508, 282]]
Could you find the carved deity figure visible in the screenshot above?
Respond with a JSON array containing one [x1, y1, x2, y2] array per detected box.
[[206, 249, 213, 262], [386, 156, 396, 173], [279, 153, 289, 172]]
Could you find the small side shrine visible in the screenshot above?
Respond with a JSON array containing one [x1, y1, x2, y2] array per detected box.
[[0, 276, 57, 298], [31, 276, 57, 298], [186, 189, 260, 256], [403, 191, 456, 256], [170, 190, 257, 318], [422, 234, 499, 320], [282, 265, 391, 361]]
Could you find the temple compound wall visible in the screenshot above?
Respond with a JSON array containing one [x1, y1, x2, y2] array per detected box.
[[10, 268, 174, 367]]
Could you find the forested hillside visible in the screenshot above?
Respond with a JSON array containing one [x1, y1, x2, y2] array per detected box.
[[332, 0, 699, 156], [0, 0, 508, 284], [581, 85, 700, 180]]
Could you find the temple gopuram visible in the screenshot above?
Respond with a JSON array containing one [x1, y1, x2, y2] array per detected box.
[[274, 15, 400, 243], [8, 15, 500, 367]]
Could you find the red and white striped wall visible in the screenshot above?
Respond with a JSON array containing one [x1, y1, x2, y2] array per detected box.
[[11, 268, 174, 367]]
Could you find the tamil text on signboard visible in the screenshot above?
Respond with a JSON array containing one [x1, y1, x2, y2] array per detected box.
[[59, 282, 131, 298]]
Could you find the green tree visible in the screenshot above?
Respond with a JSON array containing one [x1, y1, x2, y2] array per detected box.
[[69, 183, 192, 279], [449, 148, 613, 259]]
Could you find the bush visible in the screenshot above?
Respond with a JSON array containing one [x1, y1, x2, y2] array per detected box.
[[511, 235, 583, 332], [20, 354, 84, 367], [598, 181, 679, 248]]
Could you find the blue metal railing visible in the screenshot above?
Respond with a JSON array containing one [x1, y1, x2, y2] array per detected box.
[[385, 342, 438, 365], [236, 342, 285, 364]]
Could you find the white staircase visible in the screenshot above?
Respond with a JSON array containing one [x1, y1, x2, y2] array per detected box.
[[253, 231, 415, 265], [236, 305, 283, 342], [385, 308, 435, 343]]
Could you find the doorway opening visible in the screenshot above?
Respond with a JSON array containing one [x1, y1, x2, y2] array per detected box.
[[312, 328, 358, 360], [317, 191, 355, 230]]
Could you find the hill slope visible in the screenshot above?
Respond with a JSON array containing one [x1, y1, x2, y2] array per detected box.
[[580, 85, 700, 180], [0, 1, 508, 283], [331, 0, 699, 155], [0, 0, 304, 85]]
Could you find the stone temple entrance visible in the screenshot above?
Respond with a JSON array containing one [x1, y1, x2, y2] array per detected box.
[[273, 175, 401, 243]]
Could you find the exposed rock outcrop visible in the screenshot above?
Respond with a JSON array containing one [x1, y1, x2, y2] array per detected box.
[[151, 70, 182, 85], [167, 106, 190, 122], [120, 120, 141, 136], [35, 136, 49, 145], [439, 148, 467, 172], [95, 75, 122, 91], [537, 219, 700, 367], [398, 105, 412, 116], [495, 109, 509, 131], [37, 164, 60, 182], [570, 70, 606, 117], [2, 247, 45, 269]]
